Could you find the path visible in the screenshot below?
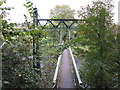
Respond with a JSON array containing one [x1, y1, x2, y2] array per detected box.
[[59, 49, 75, 88]]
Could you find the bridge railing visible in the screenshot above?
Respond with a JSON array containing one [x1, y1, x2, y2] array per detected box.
[[53, 55, 62, 89], [69, 46, 85, 89], [0, 40, 8, 49]]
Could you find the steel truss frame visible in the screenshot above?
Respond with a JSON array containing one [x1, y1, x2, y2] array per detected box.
[[33, 8, 83, 68], [38, 19, 83, 29]]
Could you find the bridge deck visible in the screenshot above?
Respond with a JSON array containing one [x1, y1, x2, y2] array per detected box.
[[59, 49, 75, 88]]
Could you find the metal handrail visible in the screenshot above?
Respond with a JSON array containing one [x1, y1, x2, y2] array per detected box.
[[69, 46, 84, 89], [53, 55, 62, 89], [0, 40, 8, 49]]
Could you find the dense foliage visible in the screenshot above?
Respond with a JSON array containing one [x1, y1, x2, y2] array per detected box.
[[1, 0, 61, 88], [71, 1, 120, 89], [1, 0, 120, 89]]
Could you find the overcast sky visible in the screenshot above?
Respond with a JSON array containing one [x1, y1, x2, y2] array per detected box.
[[1, 0, 120, 24]]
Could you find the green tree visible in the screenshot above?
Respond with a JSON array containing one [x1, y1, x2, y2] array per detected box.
[[1, 0, 60, 88], [74, 1, 119, 89], [50, 5, 75, 19], [50, 5, 76, 43]]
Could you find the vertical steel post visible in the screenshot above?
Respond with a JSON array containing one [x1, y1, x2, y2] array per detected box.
[[69, 31, 71, 40], [33, 8, 39, 68], [60, 30, 62, 44]]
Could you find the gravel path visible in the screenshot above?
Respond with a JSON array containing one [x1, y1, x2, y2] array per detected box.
[[59, 49, 75, 88]]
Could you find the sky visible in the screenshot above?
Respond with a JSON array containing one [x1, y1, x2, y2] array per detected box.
[[1, 0, 120, 24]]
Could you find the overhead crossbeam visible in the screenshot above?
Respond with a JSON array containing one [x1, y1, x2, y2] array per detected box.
[[38, 19, 83, 29]]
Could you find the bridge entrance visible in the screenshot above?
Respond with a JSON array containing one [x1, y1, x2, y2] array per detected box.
[[33, 8, 85, 89]]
